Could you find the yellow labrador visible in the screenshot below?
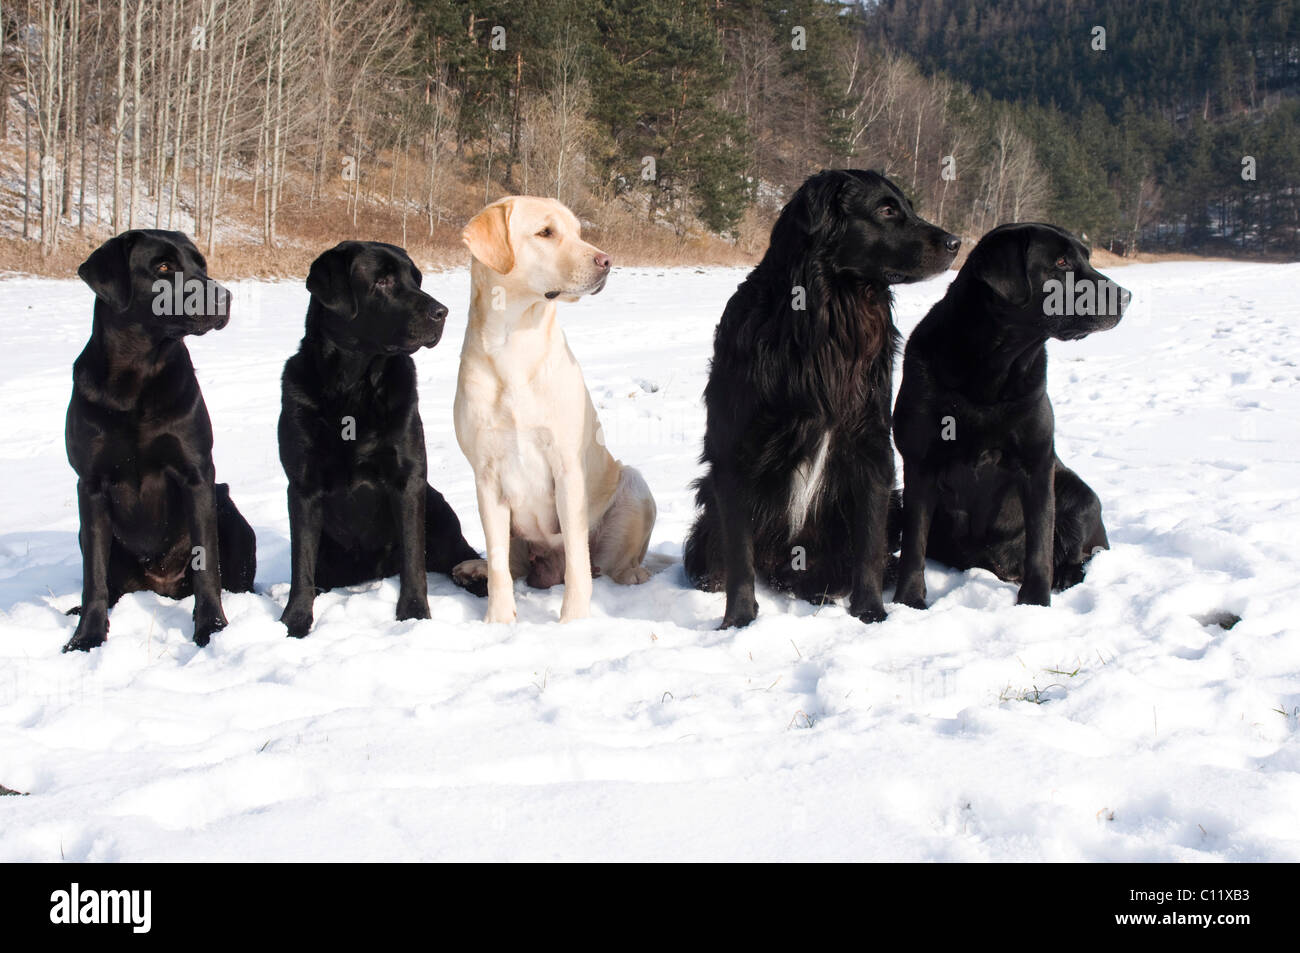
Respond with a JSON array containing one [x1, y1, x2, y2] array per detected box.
[[453, 196, 656, 623]]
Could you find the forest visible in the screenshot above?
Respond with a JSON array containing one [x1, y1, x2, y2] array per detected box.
[[0, 0, 1296, 273]]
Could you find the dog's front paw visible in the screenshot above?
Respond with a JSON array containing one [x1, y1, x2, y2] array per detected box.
[[849, 583, 889, 622], [853, 605, 889, 624], [484, 601, 517, 624], [192, 610, 228, 648], [396, 592, 431, 622], [719, 594, 758, 630], [451, 559, 489, 598], [1016, 579, 1051, 607], [559, 600, 590, 623], [280, 603, 314, 639], [893, 578, 928, 611], [849, 597, 889, 625], [63, 609, 109, 653]]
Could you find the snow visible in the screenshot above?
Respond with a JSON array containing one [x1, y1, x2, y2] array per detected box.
[[0, 260, 1298, 861]]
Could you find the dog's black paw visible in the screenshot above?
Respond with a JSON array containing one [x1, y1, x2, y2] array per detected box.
[[850, 601, 889, 625], [280, 604, 314, 639], [62, 612, 108, 653], [451, 559, 489, 598], [461, 577, 488, 599], [395, 593, 431, 622], [192, 611, 227, 648], [894, 592, 927, 611], [719, 594, 758, 630], [893, 578, 928, 611], [1016, 580, 1051, 607]]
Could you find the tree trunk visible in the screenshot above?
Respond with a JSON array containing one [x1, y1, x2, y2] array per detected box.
[[112, 0, 127, 231]]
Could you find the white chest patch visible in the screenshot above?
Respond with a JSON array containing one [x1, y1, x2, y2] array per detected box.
[[788, 432, 832, 535]]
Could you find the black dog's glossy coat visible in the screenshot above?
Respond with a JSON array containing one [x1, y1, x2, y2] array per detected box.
[[64, 229, 256, 652], [278, 241, 478, 638], [683, 169, 959, 627], [892, 223, 1130, 608]]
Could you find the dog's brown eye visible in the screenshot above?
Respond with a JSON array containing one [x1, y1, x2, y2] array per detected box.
[[157, 262, 172, 274], [878, 205, 898, 218], [375, 275, 395, 290], [1055, 256, 1069, 269], [537, 227, 553, 238]]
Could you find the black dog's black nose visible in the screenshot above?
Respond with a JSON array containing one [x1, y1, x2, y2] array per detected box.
[[943, 234, 961, 253], [429, 301, 448, 323]]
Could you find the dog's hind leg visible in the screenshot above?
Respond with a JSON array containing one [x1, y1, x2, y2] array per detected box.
[[525, 544, 567, 589], [682, 477, 723, 592], [1051, 464, 1107, 591], [424, 484, 480, 574], [216, 483, 256, 593], [591, 466, 656, 586]]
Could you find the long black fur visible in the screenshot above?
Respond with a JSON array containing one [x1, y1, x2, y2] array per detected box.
[[683, 170, 959, 627], [892, 222, 1130, 609], [64, 229, 256, 652], [278, 241, 479, 639]]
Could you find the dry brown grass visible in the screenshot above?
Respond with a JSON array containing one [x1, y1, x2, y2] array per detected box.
[[0, 138, 1254, 279], [1088, 247, 1248, 267], [0, 234, 101, 279], [0, 181, 763, 278]]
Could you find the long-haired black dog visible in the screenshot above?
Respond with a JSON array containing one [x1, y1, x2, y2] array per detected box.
[[278, 241, 479, 638], [65, 230, 256, 652], [892, 223, 1129, 609], [683, 170, 960, 628]]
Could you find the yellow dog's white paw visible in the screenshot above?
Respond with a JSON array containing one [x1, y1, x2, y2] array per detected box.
[[559, 601, 590, 623], [609, 565, 651, 585]]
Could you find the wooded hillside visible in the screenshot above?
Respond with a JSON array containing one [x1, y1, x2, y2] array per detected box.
[[0, 0, 1294, 275]]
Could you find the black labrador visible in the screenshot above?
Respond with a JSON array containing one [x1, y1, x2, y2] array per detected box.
[[892, 222, 1130, 608], [278, 241, 479, 638], [65, 229, 256, 652], [683, 169, 960, 627]]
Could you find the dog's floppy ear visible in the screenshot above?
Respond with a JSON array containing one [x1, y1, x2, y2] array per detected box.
[[769, 172, 835, 253], [973, 228, 1033, 307], [306, 244, 358, 318], [78, 231, 142, 312], [796, 171, 838, 236], [463, 200, 514, 275]]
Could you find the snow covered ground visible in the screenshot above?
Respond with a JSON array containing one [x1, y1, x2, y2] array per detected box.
[[0, 260, 1297, 861]]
